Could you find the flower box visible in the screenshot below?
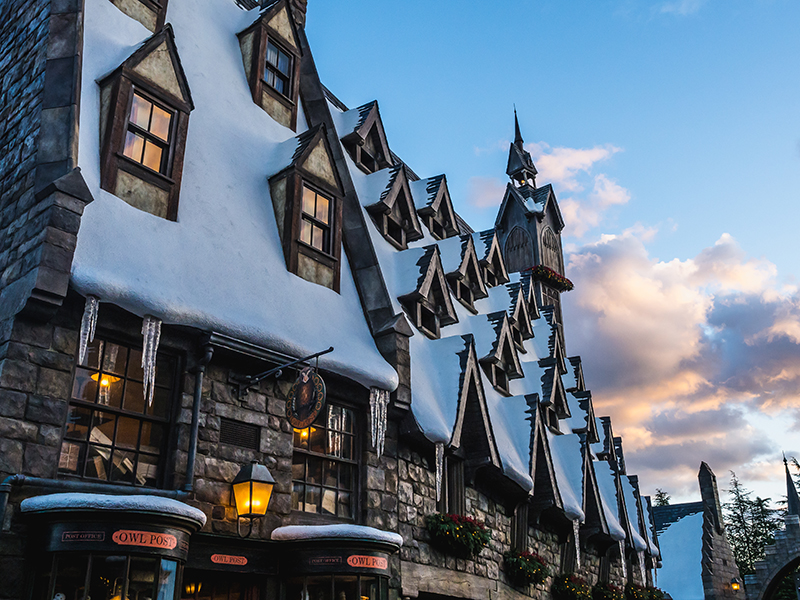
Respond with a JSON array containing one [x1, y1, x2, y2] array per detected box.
[[592, 582, 624, 600], [504, 550, 550, 585], [528, 265, 574, 292], [624, 584, 665, 600], [425, 513, 490, 559], [551, 574, 592, 600]]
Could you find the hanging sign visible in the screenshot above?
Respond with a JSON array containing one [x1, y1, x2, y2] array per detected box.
[[286, 366, 326, 428]]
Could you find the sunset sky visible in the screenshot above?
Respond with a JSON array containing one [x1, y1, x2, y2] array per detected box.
[[306, 0, 800, 504]]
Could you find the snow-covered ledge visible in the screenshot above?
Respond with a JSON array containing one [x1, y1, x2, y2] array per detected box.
[[20, 493, 207, 528], [271, 524, 403, 549]]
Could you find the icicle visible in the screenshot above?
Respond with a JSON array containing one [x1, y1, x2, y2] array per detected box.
[[619, 540, 627, 581], [638, 550, 646, 585], [141, 315, 162, 407], [435, 442, 444, 502], [369, 387, 390, 458], [573, 519, 582, 570], [78, 296, 99, 365]]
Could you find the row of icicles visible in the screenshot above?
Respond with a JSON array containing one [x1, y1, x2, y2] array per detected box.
[[82, 295, 394, 455], [79, 295, 162, 407]]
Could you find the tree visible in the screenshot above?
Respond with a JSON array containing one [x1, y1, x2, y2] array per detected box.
[[723, 472, 782, 575], [654, 489, 670, 506]]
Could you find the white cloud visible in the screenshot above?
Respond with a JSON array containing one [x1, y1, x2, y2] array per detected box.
[[467, 176, 507, 208], [526, 142, 621, 192], [561, 174, 632, 237]]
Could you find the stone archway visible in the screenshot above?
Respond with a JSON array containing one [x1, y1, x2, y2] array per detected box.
[[747, 515, 800, 599]]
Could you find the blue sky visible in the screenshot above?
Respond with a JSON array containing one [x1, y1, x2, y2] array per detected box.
[[307, 1, 800, 503]]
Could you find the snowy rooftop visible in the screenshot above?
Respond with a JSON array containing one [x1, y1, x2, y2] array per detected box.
[[20, 493, 207, 527], [72, 0, 398, 391], [656, 512, 704, 600]]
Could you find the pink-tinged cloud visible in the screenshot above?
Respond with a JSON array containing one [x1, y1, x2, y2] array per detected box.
[[561, 174, 632, 237], [467, 176, 507, 208], [526, 142, 621, 192], [562, 231, 798, 500]]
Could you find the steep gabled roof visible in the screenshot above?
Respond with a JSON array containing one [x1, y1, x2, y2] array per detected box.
[[580, 434, 612, 540], [528, 399, 564, 515], [507, 281, 534, 340], [566, 356, 586, 393], [539, 359, 570, 419], [338, 100, 394, 171], [519, 272, 541, 320], [410, 174, 460, 239], [102, 24, 194, 112], [472, 229, 510, 284], [485, 391, 536, 491], [548, 432, 587, 522], [481, 311, 523, 377], [438, 235, 489, 300], [450, 336, 502, 470], [396, 245, 458, 327], [363, 164, 424, 242], [566, 390, 601, 445]]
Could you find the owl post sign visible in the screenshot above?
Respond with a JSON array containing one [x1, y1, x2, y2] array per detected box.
[[286, 366, 326, 428]]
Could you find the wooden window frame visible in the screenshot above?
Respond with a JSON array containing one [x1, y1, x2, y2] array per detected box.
[[299, 185, 334, 255], [240, 13, 301, 131], [511, 502, 529, 552], [291, 402, 361, 521], [274, 169, 343, 292], [100, 74, 191, 221], [59, 335, 179, 489], [437, 456, 465, 515]]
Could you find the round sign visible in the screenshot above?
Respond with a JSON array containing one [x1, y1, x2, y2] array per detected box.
[[286, 367, 326, 428]]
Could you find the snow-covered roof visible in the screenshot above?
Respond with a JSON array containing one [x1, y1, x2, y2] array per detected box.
[[548, 432, 586, 522], [73, 0, 397, 391], [485, 391, 533, 491], [656, 512, 704, 600], [20, 493, 207, 527], [594, 462, 627, 541], [272, 524, 403, 547], [621, 477, 648, 552]]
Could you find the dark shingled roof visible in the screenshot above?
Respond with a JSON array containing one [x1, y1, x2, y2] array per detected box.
[[652, 502, 704, 536]]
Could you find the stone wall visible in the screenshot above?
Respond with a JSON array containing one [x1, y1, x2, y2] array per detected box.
[[0, 0, 50, 300]]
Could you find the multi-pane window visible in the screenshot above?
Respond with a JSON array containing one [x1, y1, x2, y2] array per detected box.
[[300, 186, 332, 254], [292, 404, 356, 518], [122, 91, 174, 174], [59, 338, 175, 487], [265, 40, 291, 96]]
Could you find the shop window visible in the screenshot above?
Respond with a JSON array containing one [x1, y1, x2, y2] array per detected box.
[[284, 575, 387, 600], [32, 554, 179, 600], [99, 26, 193, 221], [58, 338, 176, 487], [182, 571, 260, 600], [292, 404, 357, 518]]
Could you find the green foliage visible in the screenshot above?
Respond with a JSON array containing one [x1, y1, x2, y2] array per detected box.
[[551, 574, 591, 600], [503, 550, 549, 585], [592, 582, 624, 600], [770, 567, 800, 600], [425, 513, 490, 559], [723, 471, 783, 574], [654, 489, 670, 507]]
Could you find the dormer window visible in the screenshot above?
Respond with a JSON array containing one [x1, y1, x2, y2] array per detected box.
[[510, 324, 524, 351], [238, 1, 302, 130], [341, 101, 393, 174], [265, 40, 292, 96], [99, 26, 193, 221], [491, 363, 509, 395], [484, 264, 499, 288], [412, 175, 459, 240], [398, 246, 458, 339], [546, 405, 561, 433], [365, 166, 423, 250]]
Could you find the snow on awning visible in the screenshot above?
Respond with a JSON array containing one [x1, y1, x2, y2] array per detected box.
[[20, 493, 207, 527], [272, 524, 403, 548], [547, 432, 586, 522], [595, 463, 627, 541]]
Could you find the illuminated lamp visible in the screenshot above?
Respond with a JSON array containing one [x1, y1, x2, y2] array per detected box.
[[185, 583, 202, 596], [731, 577, 741, 591], [232, 460, 275, 537]]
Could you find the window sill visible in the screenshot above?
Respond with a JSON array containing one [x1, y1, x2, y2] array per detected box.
[[297, 239, 339, 263], [261, 79, 295, 107], [116, 153, 176, 187]]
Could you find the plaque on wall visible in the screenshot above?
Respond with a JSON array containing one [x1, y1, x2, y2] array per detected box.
[[286, 366, 326, 428]]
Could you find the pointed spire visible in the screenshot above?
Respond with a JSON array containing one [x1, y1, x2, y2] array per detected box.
[[514, 107, 523, 147], [506, 108, 537, 188], [784, 454, 800, 516]]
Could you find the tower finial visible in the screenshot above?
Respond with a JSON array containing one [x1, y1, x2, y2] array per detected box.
[[514, 106, 523, 146], [785, 453, 800, 516]]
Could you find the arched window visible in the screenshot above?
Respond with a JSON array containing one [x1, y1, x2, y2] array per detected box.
[[541, 228, 562, 274], [504, 226, 533, 273]]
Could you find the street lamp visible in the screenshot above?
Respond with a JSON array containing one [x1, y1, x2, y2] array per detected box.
[[232, 461, 275, 537], [731, 577, 741, 591]]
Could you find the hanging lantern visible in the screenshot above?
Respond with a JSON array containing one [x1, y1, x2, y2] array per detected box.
[[232, 461, 275, 520]]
